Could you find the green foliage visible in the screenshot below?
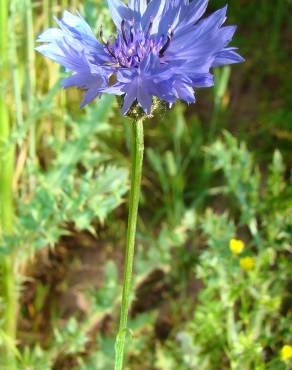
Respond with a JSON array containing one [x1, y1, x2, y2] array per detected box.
[[0, 0, 291, 369], [165, 134, 292, 370], [78, 336, 116, 370], [77, 135, 292, 370], [54, 317, 88, 355], [18, 345, 53, 370], [2, 96, 128, 260], [207, 131, 261, 225], [89, 260, 121, 313]]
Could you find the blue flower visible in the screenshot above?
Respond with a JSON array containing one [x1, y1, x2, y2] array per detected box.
[[36, 0, 244, 115]]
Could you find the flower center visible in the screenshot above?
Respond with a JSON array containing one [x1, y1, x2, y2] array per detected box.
[[100, 19, 172, 68]]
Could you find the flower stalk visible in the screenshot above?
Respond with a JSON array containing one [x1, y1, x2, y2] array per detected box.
[[115, 118, 144, 370]]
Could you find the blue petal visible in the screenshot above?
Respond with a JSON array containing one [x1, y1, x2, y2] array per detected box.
[[100, 83, 125, 95], [164, 11, 235, 66], [106, 0, 135, 29], [212, 48, 245, 67], [122, 76, 153, 115], [186, 0, 208, 25], [121, 77, 138, 114], [120, 53, 183, 114], [138, 83, 153, 114], [36, 11, 110, 70], [56, 11, 95, 37], [157, 5, 182, 36], [61, 70, 108, 108], [174, 82, 196, 104], [141, 0, 168, 33], [189, 73, 214, 88], [128, 0, 147, 15], [218, 25, 237, 46], [197, 5, 228, 32], [53, 11, 101, 49], [36, 28, 63, 42], [159, 0, 208, 37], [35, 43, 83, 71]]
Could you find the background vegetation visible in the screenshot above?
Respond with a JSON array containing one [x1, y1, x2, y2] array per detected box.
[[0, 0, 292, 369]]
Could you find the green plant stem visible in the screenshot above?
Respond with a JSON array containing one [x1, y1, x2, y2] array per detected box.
[[43, 0, 49, 29], [2, 258, 17, 369], [208, 66, 231, 142], [271, 0, 285, 52], [62, 0, 69, 10], [0, 1, 17, 369], [114, 118, 144, 370], [26, 0, 36, 163], [10, 1, 24, 130]]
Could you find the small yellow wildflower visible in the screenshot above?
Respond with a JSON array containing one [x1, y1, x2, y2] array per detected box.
[[240, 256, 255, 271], [281, 345, 292, 361], [229, 238, 245, 255]]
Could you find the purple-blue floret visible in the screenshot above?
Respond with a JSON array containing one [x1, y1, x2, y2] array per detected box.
[[36, 0, 244, 115]]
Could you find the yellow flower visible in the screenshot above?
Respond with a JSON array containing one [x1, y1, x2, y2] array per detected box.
[[229, 239, 245, 255], [240, 256, 255, 271], [281, 345, 292, 361]]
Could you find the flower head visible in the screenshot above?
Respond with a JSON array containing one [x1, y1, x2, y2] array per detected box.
[[281, 345, 292, 362], [229, 238, 245, 255], [240, 256, 255, 272], [36, 0, 244, 115]]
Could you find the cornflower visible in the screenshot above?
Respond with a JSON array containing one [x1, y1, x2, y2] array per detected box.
[[36, 0, 244, 115], [36, 1, 244, 369]]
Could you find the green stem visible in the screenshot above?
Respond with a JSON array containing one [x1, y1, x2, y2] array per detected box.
[[2, 258, 17, 370], [271, 0, 285, 52], [61, 0, 69, 10], [208, 66, 231, 142], [10, 0, 24, 129], [114, 118, 144, 370], [0, 1, 17, 369], [26, 0, 36, 164], [43, 0, 49, 29]]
